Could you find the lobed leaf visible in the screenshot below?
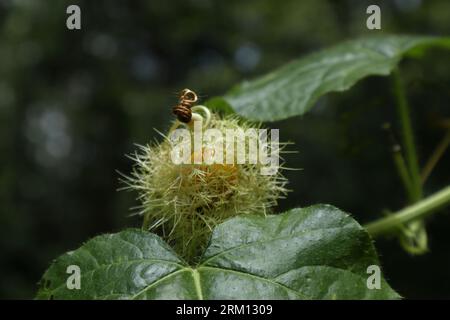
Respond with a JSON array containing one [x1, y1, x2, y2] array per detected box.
[[36, 205, 400, 300]]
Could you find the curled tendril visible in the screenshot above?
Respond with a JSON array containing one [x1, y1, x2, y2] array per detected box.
[[169, 105, 212, 133]]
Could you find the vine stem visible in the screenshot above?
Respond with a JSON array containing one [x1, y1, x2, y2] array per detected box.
[[421, 128, 450, 183], [383, 123, 415, 200], [364, 185, 450, 237], [392, 147, 415, 200], [392, 69, 422, 202]]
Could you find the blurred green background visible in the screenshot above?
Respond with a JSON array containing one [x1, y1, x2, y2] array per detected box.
[[1, 0, 449, 299]]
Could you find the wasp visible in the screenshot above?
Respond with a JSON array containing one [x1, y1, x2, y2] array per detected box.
[[172, 88, 198, 123]]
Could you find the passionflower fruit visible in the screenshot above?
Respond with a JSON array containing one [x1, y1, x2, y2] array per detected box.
[[123, 112, 288, 261]]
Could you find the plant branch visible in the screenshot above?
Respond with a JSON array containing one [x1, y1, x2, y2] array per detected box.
[[421, 129, 450, 184], [392, 147, 415, 203], [392, 69, 422, 201], [364, 185, 450, 237], [382, 123, 415, 202]]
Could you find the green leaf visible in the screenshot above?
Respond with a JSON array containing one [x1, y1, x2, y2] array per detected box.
[[36, 205, 400, 300], [204, 96, 236, 115], [223, 35, 450, 121]]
